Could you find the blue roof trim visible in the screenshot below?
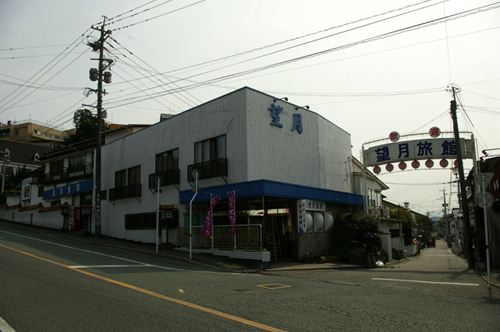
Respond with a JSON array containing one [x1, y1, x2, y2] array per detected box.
[[179, 179, 363, 205]]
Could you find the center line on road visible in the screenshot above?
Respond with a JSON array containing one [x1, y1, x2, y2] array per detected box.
[[0, 243, 285, 332], [372, 277, 479, 287]]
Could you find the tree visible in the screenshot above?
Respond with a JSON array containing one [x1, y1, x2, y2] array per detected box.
[[65, 109, 106, 145]]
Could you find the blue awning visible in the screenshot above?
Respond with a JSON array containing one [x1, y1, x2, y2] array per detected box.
[[179, 179, 363, 205]]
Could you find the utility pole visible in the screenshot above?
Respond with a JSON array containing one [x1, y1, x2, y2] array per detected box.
[[449, 85, 474, 269], [89, 18, 112, 236], [441, 188, 450, 247]]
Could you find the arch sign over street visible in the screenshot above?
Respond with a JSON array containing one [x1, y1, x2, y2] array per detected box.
[[362, 128, 475, 174]]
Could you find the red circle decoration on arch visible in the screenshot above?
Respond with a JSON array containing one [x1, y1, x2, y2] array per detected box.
[[398, 161, 407, 170], [429, 126, 441, 138], [386, 163, 394, 172], [440, 159, 449, 168], [389, 131, 400, 142], [425, 159, 434, 168], [411, 160, 420, 169], [373, 165, 381, 174], [454, 160, 459, 168]]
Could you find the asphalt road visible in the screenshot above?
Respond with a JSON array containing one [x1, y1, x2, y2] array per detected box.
[[1, 223, 499, 331]]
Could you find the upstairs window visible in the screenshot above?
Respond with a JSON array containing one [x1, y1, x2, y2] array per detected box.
[[49, 160, 64, 176], [156, 149, 179, 173], [115, 169, 126, 187], [194, 135, 226, 164], [127, 166, 141, 185]]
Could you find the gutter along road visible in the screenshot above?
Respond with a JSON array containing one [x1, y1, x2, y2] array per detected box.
[[0, 223, 499, 331]]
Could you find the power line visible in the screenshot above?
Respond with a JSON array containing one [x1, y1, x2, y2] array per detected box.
[[111, 0, 207, 32], [107, 2, 500, 109], [160, 0, 446, 77], [0, 43, 69, 51], [107, 36, 201, 105], [456, 93, 489, 150], [106, 0, 176, 25], [0, 27, 94, 112], [0, 76, 83, 91], [0, 47, 90, 114], [0, 51, 83, 61], [111, 0, 450, 88]]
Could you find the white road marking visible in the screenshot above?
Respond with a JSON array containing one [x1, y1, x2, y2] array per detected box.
[[0, 316, 16, 332], [0, 229, 260, 276], [0, 229, 185, 271], [372, 277, 479, 287], [69, 264, 154, 269]]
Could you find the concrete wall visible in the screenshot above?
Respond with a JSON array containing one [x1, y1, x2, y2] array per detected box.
[[0, 208, 63, 230]]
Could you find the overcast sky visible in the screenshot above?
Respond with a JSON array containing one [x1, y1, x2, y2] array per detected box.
[[1, 0, 499, 216]]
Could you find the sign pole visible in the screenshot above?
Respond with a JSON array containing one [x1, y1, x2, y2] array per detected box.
[[156, 176, 160, 253], [189, 170, 198, 260]]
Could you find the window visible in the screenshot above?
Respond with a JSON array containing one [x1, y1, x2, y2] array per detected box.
[[5, 166, 14, 176], [194, 135, 226, 164], [125, 212, 156, 230], [69, 155, 85, 172], [156, 149, 179, 172], [38, 186, 44, 197], [128, 166, 141, 185], [115, 169, 126, 187], [49, 160, 64, 176]]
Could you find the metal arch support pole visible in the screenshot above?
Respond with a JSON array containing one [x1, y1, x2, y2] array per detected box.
[[189, 170, 198, 260], [361, 146, 368, 214]]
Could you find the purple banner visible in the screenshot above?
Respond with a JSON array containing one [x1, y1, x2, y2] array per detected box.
[[203, 194, 220, 238], [228, 191, 236, 235]]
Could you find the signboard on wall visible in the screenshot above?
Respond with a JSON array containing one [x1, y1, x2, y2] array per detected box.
[[21, 177, 32, 202], [297, 199, 326, 234], [363, 138, 474, 167], [43, 178, 94, 200]]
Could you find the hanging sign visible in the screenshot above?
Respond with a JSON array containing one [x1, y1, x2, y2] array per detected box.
[[363, 138, 473, 167]]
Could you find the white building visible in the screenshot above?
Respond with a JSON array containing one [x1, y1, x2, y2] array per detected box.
[[101, 87, 363, 261]]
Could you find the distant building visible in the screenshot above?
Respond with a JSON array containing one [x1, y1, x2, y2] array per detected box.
[[0, 120, 68, 148], [0, 124, 149, 231]]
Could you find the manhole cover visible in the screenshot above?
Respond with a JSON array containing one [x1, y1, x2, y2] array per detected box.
[[256, 283, 291, 290]]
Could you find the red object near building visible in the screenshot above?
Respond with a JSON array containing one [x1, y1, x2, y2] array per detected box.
[[386, 163, 394, 172], [411, 160, 420, 169], [425, 159, 434, 168], [440, 159, 449, 168], [373, 165, 381, 174], [398, 161, 407, 170]]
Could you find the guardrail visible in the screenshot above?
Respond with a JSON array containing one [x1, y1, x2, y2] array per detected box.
[[177, 224, 263, 250]]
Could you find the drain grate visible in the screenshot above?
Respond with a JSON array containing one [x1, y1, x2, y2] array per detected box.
[[256, 283, 291, 290]]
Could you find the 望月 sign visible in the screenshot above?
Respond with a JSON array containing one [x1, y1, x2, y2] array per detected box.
[[363, 138, 474, 166]]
